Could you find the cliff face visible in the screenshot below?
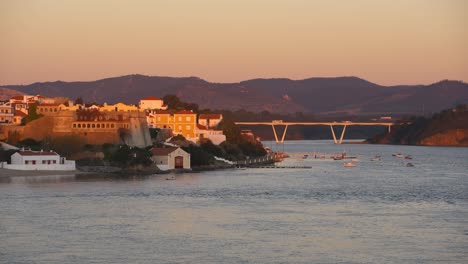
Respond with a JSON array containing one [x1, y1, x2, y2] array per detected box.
[[419, 129, 468, 146]]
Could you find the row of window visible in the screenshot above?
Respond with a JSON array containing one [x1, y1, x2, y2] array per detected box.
[[72, 123, 130, 129], [152, 116, 193, 122], [38, 107, 58, 112], [0, 109, 11, 113], [24, 160, 57, 165]]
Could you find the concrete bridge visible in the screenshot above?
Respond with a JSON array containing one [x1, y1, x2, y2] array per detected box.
[[235, 120, 394, 144]]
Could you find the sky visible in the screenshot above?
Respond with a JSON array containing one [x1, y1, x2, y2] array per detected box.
[[0, 0, 466, 86]]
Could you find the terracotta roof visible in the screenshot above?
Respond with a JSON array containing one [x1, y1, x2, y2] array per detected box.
[[151, 110, 170, 114], [11, 95, 24, 100], [175, 110, 195, 115], [199, 114, 222, 119], [14, 110, 27, 117], [197, 124, 207, 130], [38, 103, 59, 107], [142, 96, 163, 101], [151, 147, 178, 156], [17, 150, 59, 156]]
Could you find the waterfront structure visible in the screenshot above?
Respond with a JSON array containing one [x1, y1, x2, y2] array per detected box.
[[151, 147, 191, 170], [198, 114, 223, 129], [235, 121, 394, 144], [139, 96, 168, 110], [1, 150, 76, 171]]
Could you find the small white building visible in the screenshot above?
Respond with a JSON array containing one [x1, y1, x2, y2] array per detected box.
[[196, 124, 226, 145], [151, 147, 190, 171], [198, 114, 223, 129], [139, 96, 168, 110], [1, 150, 76, 171]]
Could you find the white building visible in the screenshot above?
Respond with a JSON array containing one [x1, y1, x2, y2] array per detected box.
[[196, 124, 226, 145], [0, 102, 14, 123], [139, 96, 168, 110], [198, 114, 223, 129], [151, 147, 190, 171], [1, 150, 76, 171]]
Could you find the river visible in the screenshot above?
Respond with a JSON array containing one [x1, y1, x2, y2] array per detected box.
[[1, 141, 467, 263]]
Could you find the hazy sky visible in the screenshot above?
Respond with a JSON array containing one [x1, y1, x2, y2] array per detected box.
[[1, 0, 466, 85]]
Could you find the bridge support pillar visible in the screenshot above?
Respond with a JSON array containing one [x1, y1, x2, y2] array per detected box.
[[272, 125, 289, 143], [330, 125, 338, 144], [330, 125, 347, 144]]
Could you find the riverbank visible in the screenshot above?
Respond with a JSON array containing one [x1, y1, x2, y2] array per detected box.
[[0, 168, 86, 178]]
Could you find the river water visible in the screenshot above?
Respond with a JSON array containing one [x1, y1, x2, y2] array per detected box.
[[1, 141, 467, 264]]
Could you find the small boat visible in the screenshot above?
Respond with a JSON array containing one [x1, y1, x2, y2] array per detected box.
[[343, 162, 357, 167], [303, 154, 309, 159], [405, 163, 414, 167], [166, 175, 176, 180], [404, 156, 413, 160], [392, 153, 404, 158], [371, 156, 381, 161]]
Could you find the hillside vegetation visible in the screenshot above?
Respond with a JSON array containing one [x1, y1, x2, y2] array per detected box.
[[368, 104, 468, 146]]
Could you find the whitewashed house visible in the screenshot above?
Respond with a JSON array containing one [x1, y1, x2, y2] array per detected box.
[[139, 96, 168, 110], [198, 114, 223, 129], [196, 124, 226, 145], [1, 150, 76, 171], [151, 147, 190, 171]]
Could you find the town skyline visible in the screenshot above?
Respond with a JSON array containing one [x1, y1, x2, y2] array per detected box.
[[1, 0, 466, 86]]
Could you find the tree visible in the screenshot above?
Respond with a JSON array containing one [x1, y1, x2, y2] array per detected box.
[[74, 97, 84, 105], [24, 103, 43, 124]]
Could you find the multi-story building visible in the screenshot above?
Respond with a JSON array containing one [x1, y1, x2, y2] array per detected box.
[[0, 102, 14, 123], [147, 110, 197, 140]]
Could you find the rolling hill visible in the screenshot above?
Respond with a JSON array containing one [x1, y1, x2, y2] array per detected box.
[[2, 75, 467, 116]]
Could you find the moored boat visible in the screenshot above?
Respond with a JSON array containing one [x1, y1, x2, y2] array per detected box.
[[343, 162, 357, 167]]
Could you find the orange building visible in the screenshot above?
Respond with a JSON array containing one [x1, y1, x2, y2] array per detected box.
[[149, 110, 197, 139]]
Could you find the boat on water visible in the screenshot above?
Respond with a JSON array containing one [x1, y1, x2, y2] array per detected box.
[[405, 163, 414, 167], [405, 156, 413, 160], [166, 175, 176, 180], [392, 153, 404, 158], [343, 162, 357, 167], [371, 155, 381, 161]]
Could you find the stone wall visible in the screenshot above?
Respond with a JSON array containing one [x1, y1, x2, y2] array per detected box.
[[1, 109, 151, 147]]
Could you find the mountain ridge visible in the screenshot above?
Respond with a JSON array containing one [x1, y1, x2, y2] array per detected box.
[[2, 75, 467, 116]]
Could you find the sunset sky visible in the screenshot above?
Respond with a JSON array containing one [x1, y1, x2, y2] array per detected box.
[[1, 0, 466, 86]]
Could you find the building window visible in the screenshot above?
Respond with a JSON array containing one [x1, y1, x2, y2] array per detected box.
[[32, 160, 36, 165], [178, 125, 182, 130], [87, 124, 91, 128], [186, 125, 191, 130], [178, 117, 182, 121], [92, 124, 95, 128], [53, 160, 56, 164], [186, 117, 191, 121], [42, 160, 46, 164], [25, 161, 28, 165]]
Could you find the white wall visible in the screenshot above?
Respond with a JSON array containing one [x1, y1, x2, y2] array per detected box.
[[1, 160, 76, 171]]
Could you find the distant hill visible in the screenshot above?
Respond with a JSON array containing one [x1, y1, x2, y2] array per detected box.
[[0, 87, 25, 100], [368, 104, 468, 146], [2, 75, 467, 116]]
